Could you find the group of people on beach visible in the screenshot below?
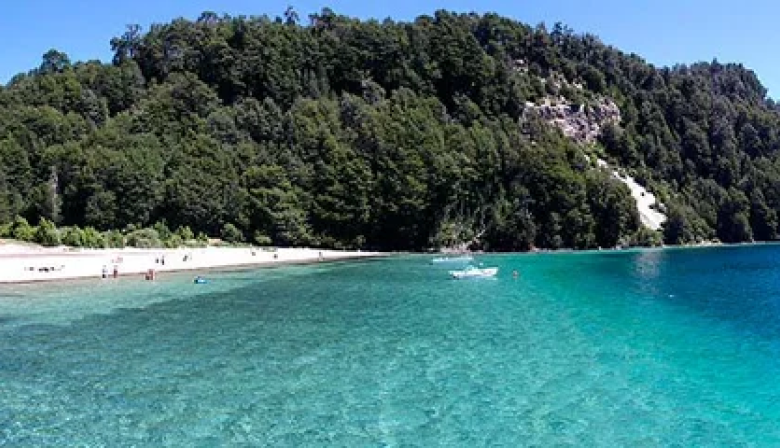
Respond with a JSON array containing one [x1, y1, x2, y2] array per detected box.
[[101, 265, 119, 279], [102, 265, 208, 283], [100, 253, 209, 283], [95, 248, 326, 282]]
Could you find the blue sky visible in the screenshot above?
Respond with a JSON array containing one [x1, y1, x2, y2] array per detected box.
[[2, 1, 779, 97]]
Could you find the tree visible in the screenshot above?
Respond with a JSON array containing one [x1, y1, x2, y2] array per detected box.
[[254, 231, 272, 246], [2, 9, 780, 252], [663, 204, 710, 244], [39, 50, 71, 74], [631, 227, 663, 247], [717, 190, 753, 243], [103, 230, 125, 248], [126, 228, 162, 248], [244, 165, 311, 246], [176, 225, 195, 241], [0, 170, 14, 225], [586, 170, 639, 248], [11, 216, 35, 242], [284, 6, 300, 26], [221, 223, 244, 243], [34, 218, 60, 246], [0, 139, 32, 217], [83, 227, 107, 248], [110, 24, 142, 64], [197, 11, 220, 26]]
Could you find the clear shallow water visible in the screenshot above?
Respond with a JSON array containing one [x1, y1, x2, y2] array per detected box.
[[3, 248, 780, 446]]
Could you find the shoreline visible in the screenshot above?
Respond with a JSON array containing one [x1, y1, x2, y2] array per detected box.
[[0, 245, 387, 285], [2, 239, 772, 285], [430, 240, 778, 258], [501, 240, 779, 257]]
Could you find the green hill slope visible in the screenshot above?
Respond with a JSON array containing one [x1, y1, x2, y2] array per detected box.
[[1, 9, 779, 250]]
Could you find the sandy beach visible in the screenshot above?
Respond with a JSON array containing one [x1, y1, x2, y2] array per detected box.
[[0, 243, 384, 284]]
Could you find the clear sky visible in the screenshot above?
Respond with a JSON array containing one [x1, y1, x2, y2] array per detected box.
[[2, 0, 779, 97]]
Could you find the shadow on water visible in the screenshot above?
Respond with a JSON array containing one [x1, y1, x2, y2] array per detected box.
[[0, 293, 26, 299], [542, 245, 780, 342]]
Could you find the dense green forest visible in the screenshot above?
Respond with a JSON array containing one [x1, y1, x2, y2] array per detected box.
[[2, 8, 780, 250]]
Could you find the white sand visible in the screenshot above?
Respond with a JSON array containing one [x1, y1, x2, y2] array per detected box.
[[597, 159, 667, 231], [0, 243, 383, 284]]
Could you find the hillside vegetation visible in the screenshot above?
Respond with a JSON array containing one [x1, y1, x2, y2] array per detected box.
[[2, 9, 780, 250]]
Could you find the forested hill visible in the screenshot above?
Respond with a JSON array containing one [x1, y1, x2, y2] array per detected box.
[[2, 8, 780, 251]]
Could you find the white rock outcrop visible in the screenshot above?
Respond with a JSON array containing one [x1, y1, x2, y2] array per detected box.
[[523, 96, 621, 144]]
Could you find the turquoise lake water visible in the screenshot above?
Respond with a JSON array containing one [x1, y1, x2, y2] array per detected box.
[[3, 246, 780, 446]]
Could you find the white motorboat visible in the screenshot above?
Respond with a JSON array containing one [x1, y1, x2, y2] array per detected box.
[[431, 255, 474, 264], [449, 266, 498, 279]]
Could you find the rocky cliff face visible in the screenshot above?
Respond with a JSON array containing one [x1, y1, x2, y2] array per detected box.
[[523, 96, 621, 145], [524, 94, 666, 230]]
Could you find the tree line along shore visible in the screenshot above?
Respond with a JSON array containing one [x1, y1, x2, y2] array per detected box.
[[1, 217, 249, 250], [2, 9, 780, 253]]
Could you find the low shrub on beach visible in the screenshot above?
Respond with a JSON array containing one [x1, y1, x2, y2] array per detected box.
[[1, 218, 217, 249], [184, 238, 207, 248], [60, 227, 86, 247], [83, 227, 107, 248], [221, 223, 244, 244], [164, 234, 183, 248], [124, 225, 196, 248], [253, 231, 272, 246], [11, 217, 35, 242], [153, 221, 174, 242], [176, 226, 195, 242], [125, 228, 162, 248], [0, 222, 11, 238], [2, 218, 222, 250], [61, 226, 108, 248], [103, 230, 125, 248], [34, 218, 60, 247]]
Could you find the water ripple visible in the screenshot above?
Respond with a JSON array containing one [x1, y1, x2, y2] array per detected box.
[[2, 251, 780, 445]]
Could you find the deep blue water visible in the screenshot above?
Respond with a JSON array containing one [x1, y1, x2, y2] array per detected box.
[[3, 247, 780, 446]]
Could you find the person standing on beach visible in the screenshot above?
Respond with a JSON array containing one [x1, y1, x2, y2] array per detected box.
[[113, 265, 119, 278], [102, 265, 108, 279]]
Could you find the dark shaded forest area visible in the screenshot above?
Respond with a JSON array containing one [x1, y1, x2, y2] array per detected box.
[[2, 9, 779, 250]]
